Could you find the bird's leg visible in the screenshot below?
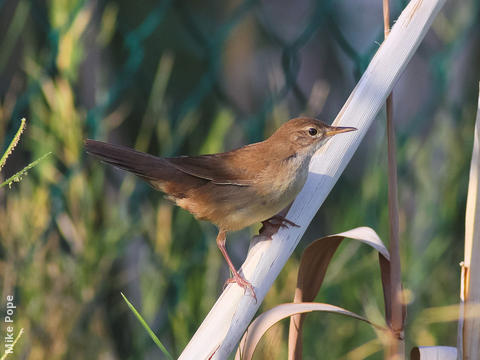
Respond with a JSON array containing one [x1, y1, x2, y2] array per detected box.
[[216, 229, 257, 302]]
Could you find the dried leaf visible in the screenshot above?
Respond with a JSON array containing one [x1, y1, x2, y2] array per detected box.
[[235, 303, 385, 360], [289, 227, 393, 360]]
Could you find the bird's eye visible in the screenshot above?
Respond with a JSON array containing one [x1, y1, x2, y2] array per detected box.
[[308, 128, 317, 136]]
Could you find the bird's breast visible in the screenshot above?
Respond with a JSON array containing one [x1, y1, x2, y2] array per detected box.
[[174, 155, 310, 231], [262, 155, 309, 204]]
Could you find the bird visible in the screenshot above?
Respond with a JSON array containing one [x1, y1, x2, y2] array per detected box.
[[85, 117, 356, 300]]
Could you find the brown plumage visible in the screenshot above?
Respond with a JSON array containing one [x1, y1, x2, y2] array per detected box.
[[85, 117, 356, 299]]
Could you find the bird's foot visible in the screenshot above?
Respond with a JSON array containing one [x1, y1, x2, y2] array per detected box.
[[260, 215, 299, 238], [268, 214, 300, 228], [224, 272, 257, 302]]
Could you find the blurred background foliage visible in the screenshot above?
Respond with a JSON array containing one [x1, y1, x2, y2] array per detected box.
[[0, 0, 479, 359]]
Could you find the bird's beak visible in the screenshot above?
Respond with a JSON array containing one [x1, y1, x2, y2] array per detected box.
[[325, 126, 357, 137]]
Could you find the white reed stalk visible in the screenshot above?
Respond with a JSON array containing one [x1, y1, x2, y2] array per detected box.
[[411, 346, 457, 360], [457, 83, 480, 359], [179, 0, 446, 358]]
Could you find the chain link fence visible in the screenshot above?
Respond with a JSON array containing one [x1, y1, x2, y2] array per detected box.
[[3, 0, 421, 142]]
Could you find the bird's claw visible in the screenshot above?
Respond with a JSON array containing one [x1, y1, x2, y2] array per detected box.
[[224, 273, 257, 302], [260, 215, 299, 237], [265, 214, 299, 228]]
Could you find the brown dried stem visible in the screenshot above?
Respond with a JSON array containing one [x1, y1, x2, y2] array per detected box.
[[383, 0, 405, 359]]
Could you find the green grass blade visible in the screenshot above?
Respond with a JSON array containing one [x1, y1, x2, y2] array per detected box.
[[120, 292, 173, 360], [0, 152, 52, 189], [0, 118, 26, 171]]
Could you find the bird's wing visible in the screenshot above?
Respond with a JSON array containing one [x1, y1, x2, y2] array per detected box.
[[85, 139, 259, 187], [167, 148, 259, 186], [85, 139, 174, 181]]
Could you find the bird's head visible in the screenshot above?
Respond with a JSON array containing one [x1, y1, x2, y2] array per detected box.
[[271, 117, 357, 157]]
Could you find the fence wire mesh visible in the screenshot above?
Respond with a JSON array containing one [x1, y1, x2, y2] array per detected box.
[[3, 0, 420, 142]]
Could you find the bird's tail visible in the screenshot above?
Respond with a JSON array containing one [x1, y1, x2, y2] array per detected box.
[[84, 139, 169, 181]]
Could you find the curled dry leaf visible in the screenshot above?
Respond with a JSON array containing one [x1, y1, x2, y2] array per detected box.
[[235, 302, 385, 360], [288, 227, 403, 360]]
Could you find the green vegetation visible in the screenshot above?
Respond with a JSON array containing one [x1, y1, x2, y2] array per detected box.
[[0, 0, 478, 359], [121, 292, 173, 360], [0, 118, 51, 189]]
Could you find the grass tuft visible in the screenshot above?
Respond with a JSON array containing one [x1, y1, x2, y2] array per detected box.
[[0, 118, 26, 171], [0, 152, 52, 189]]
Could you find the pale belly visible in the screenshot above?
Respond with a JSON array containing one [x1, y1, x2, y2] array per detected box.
[[214, 164, 308, 231], [176, 155, 310, 231]]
